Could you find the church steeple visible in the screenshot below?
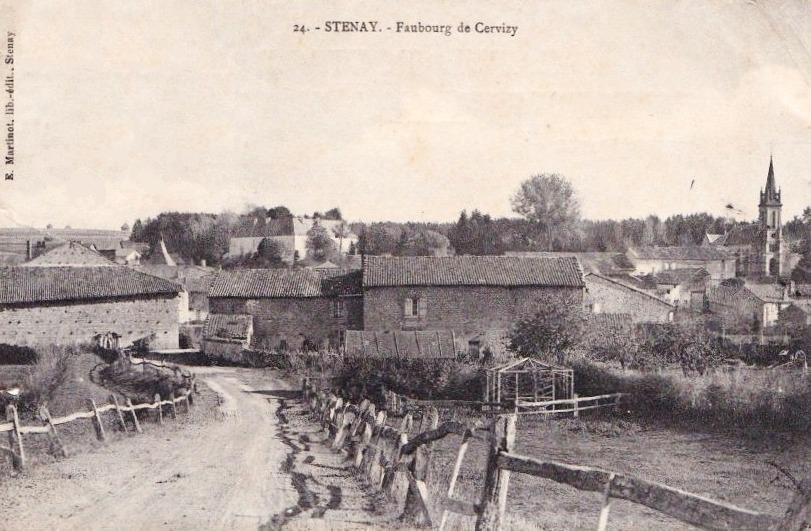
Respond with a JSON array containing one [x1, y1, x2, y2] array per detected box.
[[760, 155, 781, 206], [756, 155, 783, 277]]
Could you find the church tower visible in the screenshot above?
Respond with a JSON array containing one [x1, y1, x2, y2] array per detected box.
[[756, 156, 783, 277]]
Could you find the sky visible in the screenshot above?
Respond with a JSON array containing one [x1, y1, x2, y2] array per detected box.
[[0, 0, 810, 229]]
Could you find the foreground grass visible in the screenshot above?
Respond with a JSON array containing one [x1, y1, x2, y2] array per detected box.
[[424, 412, 807, 530]]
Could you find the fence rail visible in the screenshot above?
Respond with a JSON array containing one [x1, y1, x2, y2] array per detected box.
[[515, 392, 623, 416], [2, 373, 197, 473], [302, 378, 811, 531]]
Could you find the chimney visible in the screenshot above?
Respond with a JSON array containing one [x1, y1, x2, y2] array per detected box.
[[26, 239, 32, 260]]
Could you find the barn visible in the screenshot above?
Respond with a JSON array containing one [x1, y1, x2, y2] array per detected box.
[[0, 266, 183, 349]]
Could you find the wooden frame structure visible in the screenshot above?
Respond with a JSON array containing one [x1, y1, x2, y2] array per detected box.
[[484, 357, 573, 406]]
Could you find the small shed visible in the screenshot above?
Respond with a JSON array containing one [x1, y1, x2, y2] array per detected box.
[[485, 357, 574, 405]]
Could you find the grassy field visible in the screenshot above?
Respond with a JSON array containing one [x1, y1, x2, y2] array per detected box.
[[421, 411, 808, 530]]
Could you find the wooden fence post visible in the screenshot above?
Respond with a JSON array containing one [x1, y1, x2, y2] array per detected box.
[[364, 410, 387, 480], [332, 408, 353, 450], [402, 406, 439, 525], [573, 393, 579, 418], [476, 415, 516, 531], [126, 398, 143, 433], [110, 394, 129, 433], [439, 429, 474, 531], [169, 392, 178, 420], [39, 406, 68, 458], [596, 472, 615, 531], [5, 404, 25, 471], [88, 399, 107, 442], [154, 394, 163, 425], [382, 431, 409, 497], [355, 419, 373, 469]]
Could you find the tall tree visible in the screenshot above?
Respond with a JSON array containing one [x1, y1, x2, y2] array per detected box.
[[305, 223, 336, 262], [332, 220, 351, 253], [511, 173, 580, 250], [324, 207, 343, 220]]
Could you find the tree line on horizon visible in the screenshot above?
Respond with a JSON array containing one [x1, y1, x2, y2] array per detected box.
[[128, 173, 811, 273]]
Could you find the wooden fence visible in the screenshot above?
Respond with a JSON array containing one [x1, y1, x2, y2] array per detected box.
[[384, 389, 623, 418], [514, 393, 623, 416], [304, 379, 811, 531], [0, 375, 197, 473]]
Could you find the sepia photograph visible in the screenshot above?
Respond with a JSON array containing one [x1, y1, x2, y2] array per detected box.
[[1, 1, 810, 529]]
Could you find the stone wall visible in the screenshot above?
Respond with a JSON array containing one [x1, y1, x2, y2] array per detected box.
[[209, 296, 357, 350], [362, 285, 584, 346], [0, 295, 180, 349], [585, 275, 673, 323]]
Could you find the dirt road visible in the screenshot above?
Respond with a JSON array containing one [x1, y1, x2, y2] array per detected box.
[[0, 368, 390, 531]]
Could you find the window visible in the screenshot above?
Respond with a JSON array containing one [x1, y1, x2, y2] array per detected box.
[[404, 297, 422, 318], [331, 300, 345, 318]]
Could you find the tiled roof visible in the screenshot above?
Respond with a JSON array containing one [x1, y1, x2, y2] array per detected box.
[[504, 251, 634, 275], [21, 242, 118, 267], [706, 285, 761, 307], [744, 282, 788, 303], [630, 246, 733, 261], [204, 314, 252, 340], [363, 256, 585, 288], [209, 269, 327, 298], [585, 273, 674, 307], [653, 268, 709, 286], [0, 266, 182, 305]]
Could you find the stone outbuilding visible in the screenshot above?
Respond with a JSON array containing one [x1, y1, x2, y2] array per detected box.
[[0, 266, 183, 349]]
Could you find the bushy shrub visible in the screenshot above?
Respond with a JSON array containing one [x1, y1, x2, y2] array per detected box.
[[14, 345, 77, 414], [333, 357, 484, 405], [572, 359, 811, 437]]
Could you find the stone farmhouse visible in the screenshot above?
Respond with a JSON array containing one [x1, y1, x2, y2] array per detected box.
[[362, 256, 585, 352], [228, 216, 358, 264], [207, 268, 361, 351], [206, 255, 585, 355], [0, 266, 183, 349]]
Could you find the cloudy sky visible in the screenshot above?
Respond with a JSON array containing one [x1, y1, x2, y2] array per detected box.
[[1, 0, 810, 229]]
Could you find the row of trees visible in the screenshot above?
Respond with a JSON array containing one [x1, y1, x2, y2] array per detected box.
[[130, 173, 811, 267]]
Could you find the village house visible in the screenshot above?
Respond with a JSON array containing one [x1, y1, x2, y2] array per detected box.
[[0, 266, 183, 349], [626, 246, 735, 283], [650, 268, 710, 310], [778, 301, 811, 329], [361, 255, 585, 355], [705, 281, 792, 331], [207, 268, 362, 351], [21, 241, 119, 267], [228, 216, 358, 263], [583, 273, 674, 323]]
